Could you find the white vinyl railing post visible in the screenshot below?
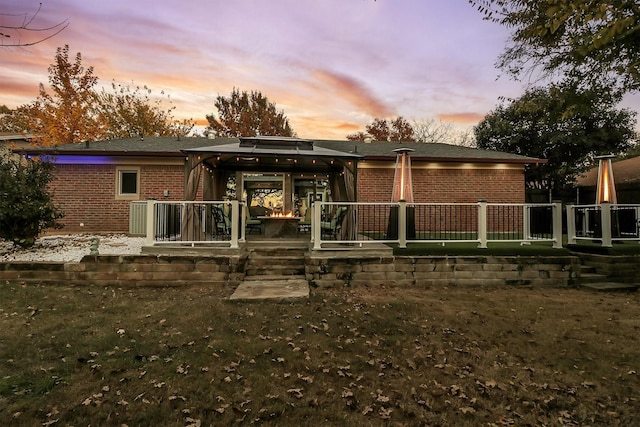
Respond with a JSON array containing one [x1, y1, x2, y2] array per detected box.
[[239, 202, 246, 243], [145, 200, 155, 246], [398, 201, 407, 248], [230, 200, 239, 249], [523, 204, 531, 240], [600, 202, 612, 248], [477, 201, 488, 248], [313, 202, 322, 250], [552, 201, 563, 249], [566, 204, 577, 245]]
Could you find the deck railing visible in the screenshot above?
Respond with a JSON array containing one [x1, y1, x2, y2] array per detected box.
[[311, 201, 563, 250], [567, 203, 640, 247], [145, 200, 242, 248], [137, 200, 563, 250]]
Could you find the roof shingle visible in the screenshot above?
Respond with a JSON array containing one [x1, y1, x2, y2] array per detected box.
[[16, 136, 543, 164]]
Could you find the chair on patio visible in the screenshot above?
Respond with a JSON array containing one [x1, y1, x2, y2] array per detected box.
[[298, 205, 312, 233], [211, 205, 231, 238], [321, 206, 348, 239], [245, 206, 262, 234]]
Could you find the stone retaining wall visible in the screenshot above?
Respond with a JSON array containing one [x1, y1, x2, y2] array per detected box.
[[305, 255, 581, 288], [0, 254, 246, 287], [0, 254, 582, 288]]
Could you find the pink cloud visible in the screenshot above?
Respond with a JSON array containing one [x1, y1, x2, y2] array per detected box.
[[438, 112, 485, 125], [310, 69, 394, 118], [293, 115, 361, 140]]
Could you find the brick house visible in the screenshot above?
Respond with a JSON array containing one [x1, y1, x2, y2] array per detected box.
[[18, 136, 542, 234]]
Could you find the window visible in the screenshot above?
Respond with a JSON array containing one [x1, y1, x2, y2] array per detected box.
[[116, 167, 140, 199]]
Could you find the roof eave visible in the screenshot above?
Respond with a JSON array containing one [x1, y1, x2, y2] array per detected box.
[[363, 155, 546, 164]]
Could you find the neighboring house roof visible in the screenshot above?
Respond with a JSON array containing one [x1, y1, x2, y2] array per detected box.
[[15, 136, 544, 164], [0, 132, 35, 149], [575, 156, 640, 187]]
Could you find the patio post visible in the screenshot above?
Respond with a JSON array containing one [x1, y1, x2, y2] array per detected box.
[[552, 201, 563, 249], [313, 202, 322, 250], [566, 204, 577, 245], [523, 204, 531, 240], [600, 202, 613, 248], [477, 201, 488, 248], [145, 200, 155, 246], [230, 200, 239, 249]]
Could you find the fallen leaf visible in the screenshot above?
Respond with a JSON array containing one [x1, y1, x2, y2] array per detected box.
[[287, 388, 304, 399]]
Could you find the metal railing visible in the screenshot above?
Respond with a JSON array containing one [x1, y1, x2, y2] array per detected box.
[[567, 203, 640, 247], [311, 201, 563, 250], [137, 200, 564, 251], [145, 200, 242, 248]]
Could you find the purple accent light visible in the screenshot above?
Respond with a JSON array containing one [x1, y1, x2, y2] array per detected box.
[[47, 155, 114, 165]]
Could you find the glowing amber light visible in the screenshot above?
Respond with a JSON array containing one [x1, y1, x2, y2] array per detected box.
[[595, 155, 617, 204], [270, 211, 294, 218], [391, 148, 414, 203]]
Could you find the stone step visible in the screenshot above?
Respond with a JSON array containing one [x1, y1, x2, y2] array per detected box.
[[249, 251, 306, 259], [580, 282, 640, 292], [245, 266, 305, 276], [230, 278, 309, 300], [243, 274, 307, 282], [247, 255, 304, 263], [579, 272, 609, 284], [579, 264, 597, 274]]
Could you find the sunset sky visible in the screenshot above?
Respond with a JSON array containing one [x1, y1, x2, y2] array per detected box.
[[2, 0, 639, 140]]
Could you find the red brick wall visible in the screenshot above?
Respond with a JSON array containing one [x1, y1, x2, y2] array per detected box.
[[50, 164, 187, 233], [357, 163, 525, 203], [48, 160, 525, 234]]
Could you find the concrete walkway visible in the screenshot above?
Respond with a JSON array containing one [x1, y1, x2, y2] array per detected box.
[[229, 278, 310, 301]]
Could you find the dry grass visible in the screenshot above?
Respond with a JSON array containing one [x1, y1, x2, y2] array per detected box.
[[1, 282, 639, 426]]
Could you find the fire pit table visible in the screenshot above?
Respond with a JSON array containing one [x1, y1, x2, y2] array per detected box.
[[257, 215, 302, 238]]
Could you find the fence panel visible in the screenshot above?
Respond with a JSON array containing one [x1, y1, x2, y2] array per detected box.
[[412, 203, 478, 241], [148, 201, 241, 247], [567, 204, 640, 246], [312, 202, 560, 249]]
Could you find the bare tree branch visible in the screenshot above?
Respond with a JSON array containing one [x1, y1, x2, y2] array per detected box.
[[0, 3, 68, 48]]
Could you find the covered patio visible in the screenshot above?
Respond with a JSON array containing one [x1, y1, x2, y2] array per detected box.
[[179, 136, 361, 243]]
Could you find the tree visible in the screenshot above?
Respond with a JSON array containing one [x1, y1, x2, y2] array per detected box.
[[0, 147, 63, 247], [469, 0, 640, 93], [0, 105, 33, 134], [412, 118, 476, 146], [1, 46, 193, 144], [96, 82, 194, 139], [29, 45, 101, 146], [347, 117, 415, 141], [474, 83, 637, 190], [622, 135, 640, 159], [205, 89, 295, 137], [1, 3, 68, 48]]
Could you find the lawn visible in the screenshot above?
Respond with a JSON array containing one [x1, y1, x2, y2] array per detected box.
[[1, 283, 639, 426]]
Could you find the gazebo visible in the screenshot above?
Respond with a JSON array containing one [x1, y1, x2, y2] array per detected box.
[[181, 136, 362, 239]]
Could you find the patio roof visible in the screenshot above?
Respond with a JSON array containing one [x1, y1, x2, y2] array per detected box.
[[183, 136, 362, 174]]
